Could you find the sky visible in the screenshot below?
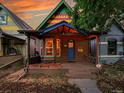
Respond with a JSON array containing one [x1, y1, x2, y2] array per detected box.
[[0, 0, 74, 29]]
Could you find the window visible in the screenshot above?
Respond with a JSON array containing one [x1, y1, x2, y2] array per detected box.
[[56, 39, 61, 57], [0, 14, 7, 25], [108, 39, 117, 55], [45, 39, 54, 56], [44, 38, 61, 57]]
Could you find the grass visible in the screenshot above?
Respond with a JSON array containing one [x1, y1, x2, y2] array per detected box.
[[97, 63, 124, 93]]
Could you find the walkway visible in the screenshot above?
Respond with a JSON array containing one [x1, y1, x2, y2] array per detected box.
[[69, 79, 102, 93], [62, 62, 97, 79]]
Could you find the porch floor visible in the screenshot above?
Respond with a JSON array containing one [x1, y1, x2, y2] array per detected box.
[[29, 61, 97, 79]]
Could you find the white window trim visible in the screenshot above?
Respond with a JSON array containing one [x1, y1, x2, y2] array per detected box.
[[99, 55, 124, 58], [99, 42, 123, 44]]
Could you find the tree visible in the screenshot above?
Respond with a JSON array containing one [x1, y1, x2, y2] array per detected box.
[[72, 0, 124, 32]]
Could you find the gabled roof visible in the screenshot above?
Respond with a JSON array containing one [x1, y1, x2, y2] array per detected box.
[[36, 0, 73, 31], [39, 21, 88, 35], [113, 18, 124, 33], [0, 3, 33, 30]]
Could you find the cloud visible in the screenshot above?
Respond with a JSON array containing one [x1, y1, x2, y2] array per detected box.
[[3, 0, 60, 16], [0, 0, 74, 29]]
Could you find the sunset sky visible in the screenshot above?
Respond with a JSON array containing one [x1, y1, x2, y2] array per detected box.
[[0, 0, 74, 29]]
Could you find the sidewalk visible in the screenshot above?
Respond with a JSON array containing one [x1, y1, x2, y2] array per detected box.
[[69, 79, 102, 93]]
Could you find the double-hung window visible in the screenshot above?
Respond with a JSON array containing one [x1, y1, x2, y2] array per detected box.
[[108, 39, 117, 55], [45, 39, 54, 57]]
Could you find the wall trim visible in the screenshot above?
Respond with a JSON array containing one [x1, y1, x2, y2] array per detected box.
[[99, 55, 124, 58], [99, 42, 123, 44]]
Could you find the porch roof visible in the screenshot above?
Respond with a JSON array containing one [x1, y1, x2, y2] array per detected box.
[[0, 28, 25, 42], [18, 21, 105, 38], [39, 21, 88, 35]]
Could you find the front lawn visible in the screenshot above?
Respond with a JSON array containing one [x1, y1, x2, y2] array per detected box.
[[0, 80, 82, 93], [0, 69, 82, 93], [97, 63, 124, 93]]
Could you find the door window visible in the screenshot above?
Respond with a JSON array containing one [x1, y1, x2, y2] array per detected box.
[[68, 41, 74, 48]]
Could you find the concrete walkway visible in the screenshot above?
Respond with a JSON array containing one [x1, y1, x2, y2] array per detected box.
[[69, 79, 102, 93], [62, 62, 97, 79]]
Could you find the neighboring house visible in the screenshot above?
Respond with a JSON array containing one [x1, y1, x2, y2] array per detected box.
[[0, 3, 33, 57], [1, 0, 124, 64], [99, 19, 124, 64]]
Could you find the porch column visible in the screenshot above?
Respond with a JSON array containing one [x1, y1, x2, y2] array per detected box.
[[53, 37, 56, 63], [88, 35, 100, 64], [96, 36, 100, 64], [26, 35, 30, 73]]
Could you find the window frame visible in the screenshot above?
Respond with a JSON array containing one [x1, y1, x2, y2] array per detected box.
[[45, 38, 54, 57], [108, 39, 117, 55], [0, 14, 8, 25]]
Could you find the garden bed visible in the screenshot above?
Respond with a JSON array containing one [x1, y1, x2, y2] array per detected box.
[[97, 63, 124, 93]]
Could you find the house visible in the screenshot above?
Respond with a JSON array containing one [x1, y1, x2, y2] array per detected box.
[[1, 0, 124, 64], [0, 3, 33, 57], [19, 0, 95, 63], [99, 19, 124, 64]]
